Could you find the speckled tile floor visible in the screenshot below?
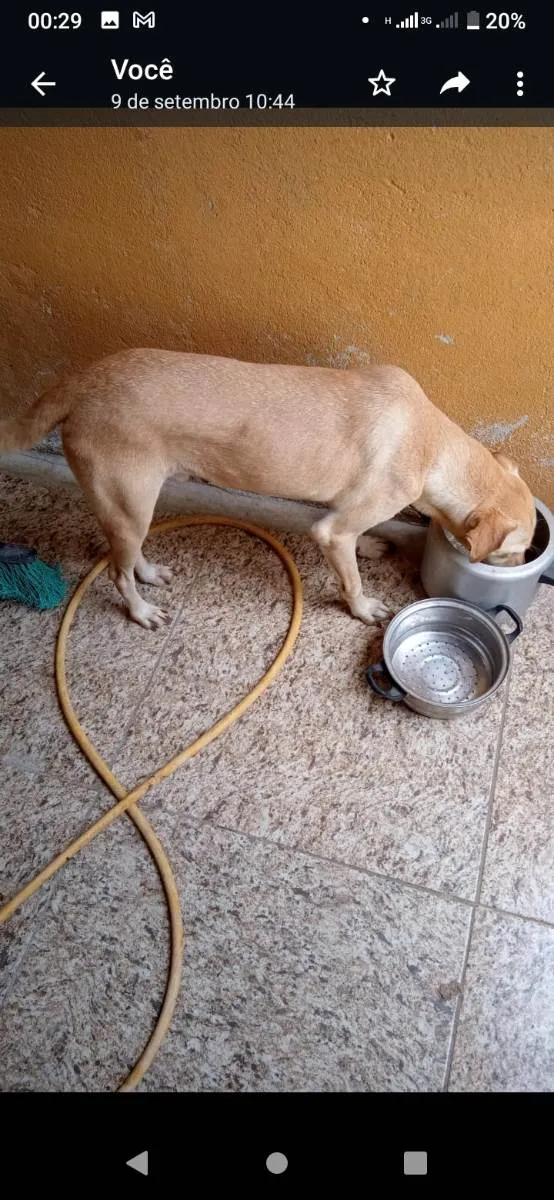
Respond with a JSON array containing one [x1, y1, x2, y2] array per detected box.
[[0, 473, 553, 1092]]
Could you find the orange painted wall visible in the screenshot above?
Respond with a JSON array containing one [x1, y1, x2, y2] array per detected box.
[[0, 127, 552, 502]]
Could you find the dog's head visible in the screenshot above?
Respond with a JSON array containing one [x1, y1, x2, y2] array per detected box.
[[462, 453, 536, 565]]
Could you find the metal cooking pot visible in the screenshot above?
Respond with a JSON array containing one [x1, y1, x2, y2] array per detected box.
[[366, 597, 522, 720], [420, 497, 554, 619]]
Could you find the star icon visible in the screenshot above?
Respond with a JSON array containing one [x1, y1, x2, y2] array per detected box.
[[368, 69, 396, 97]]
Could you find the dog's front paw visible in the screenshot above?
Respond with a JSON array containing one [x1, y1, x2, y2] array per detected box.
[[357, 534, 389, 560], [130, 600, 171, 631], [349, 595, 391, 624]]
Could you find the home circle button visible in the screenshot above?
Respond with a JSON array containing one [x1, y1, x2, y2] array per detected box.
[[266, 1152, 288, 1174]]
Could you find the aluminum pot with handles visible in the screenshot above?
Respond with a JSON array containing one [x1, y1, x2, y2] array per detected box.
[[366, 598, 522, 720], [420, 497, 554, 620]]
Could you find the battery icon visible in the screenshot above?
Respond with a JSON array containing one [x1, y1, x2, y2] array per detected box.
[[466, 9, 480, 28]]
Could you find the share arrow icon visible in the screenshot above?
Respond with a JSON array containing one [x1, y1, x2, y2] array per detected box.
[[440, 71, 470, 95]]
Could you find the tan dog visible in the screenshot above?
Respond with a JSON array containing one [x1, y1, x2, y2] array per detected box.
[[0, 350, 536, 629]]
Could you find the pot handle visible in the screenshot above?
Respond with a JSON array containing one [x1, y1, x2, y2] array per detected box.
[[488, 604, 523, 644], [539, 562, 554, 587], [366, 661, 406, 702]]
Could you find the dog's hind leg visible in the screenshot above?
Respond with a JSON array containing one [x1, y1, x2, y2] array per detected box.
[[64, 446, 171, 629], [107, 516, 171, 629]]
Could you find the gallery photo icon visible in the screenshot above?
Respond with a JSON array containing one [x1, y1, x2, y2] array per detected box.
[[101, 11, 119, 28], [404, 1151, 428, 1175]]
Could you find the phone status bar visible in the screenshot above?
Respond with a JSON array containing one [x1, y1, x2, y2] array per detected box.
[[0, 5, 551, 120], [363, 10, 527, 30]]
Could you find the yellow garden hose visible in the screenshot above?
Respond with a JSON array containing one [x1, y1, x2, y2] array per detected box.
[[0, 515, 303, 1091]]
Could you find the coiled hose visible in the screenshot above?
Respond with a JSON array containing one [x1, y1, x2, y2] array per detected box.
[[0, 515, 303, 1090]]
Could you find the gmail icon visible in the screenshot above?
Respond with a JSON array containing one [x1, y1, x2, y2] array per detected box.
[[133, 10, 155, 28]]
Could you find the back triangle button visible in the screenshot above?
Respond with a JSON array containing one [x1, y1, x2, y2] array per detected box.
[[126, 1151, 148, 1176]]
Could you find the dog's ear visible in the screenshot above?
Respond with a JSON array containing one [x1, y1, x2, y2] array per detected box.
[[493, 451, 520, 476], [463, 508, 515, 562]]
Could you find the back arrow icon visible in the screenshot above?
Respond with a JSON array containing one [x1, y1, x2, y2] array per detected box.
[[126, 1151, 148, 1176], [440, 71, 470, 94], [31, 72, 56, 97]]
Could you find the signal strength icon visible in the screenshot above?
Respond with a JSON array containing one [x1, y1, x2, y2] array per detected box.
[[436, 10, 459, 26], [396, 9, 419, 26]]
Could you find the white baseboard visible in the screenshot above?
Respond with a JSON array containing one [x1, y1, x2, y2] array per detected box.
[[0, 449, 429, 558]]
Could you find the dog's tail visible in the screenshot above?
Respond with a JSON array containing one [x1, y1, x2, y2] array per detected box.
[[0, 384, 71, 452]]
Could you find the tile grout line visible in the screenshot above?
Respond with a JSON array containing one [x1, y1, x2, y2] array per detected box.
[[1, 528, 278, 1009], [103, 594, 190, 765], [2, 527, 233, 1005], [105, 545, 215, 775], [0, 552, 201, 1008], [0, 890, 54, 1005], [1, 761, 119, 1006], [477, 900, 554, 930], [204, 818, 481, 905], [441, 666, 514, 1092], [160, 810, 554, 930], [65, 542, 210, 774]]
